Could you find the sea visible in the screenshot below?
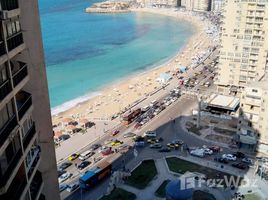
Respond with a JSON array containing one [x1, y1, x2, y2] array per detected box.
[[38, 0, 194, 115]]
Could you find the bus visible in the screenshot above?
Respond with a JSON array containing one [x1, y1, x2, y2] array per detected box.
[[79, 161, 112, 190], [122, 108, 141, 125]]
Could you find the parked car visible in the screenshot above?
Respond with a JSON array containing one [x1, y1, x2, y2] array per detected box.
[[77, 161, 91, 170], [172, 140, 184, 145], [232, 163, 248, 170], [159, 148, 171, 153], [58, 162, 72, 171], [144, 131, 157, 137], [66, 182, 79, 192], [123, 132, 136, 138], [214, 157, 229, 164], [203, 148, 213, 155], [58, 170, 66, 178], [167, 143, 179, 149], [111, 130, 120, 136], [222, 154, 237, 161], [58, 172, 72, 183], [100, 146, 113, 156], [147, 138, 160, 144], [59, 184, 68, 192], [79, 150, 94, 161], [233, 152, 245, 159], [90, 144, 101, 151], [209, 145, 220, 152], [242, 157, 253, 165], [118, 144, 131, 152], [150, 143, 162, 149], [68, 153, 79, 161], [190, 149, 205, 157]]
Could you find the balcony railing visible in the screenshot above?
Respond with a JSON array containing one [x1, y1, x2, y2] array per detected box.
[[17, 94, 32, 120], [23, 123, 36, 150], [12, 64, 28, 87], [0, 79, 12, 101], [0, 148, 22, 188], [0, 0, 19, 11], [30, 171, 43, 200], [0, 176, 27, 199], [7, 32, 23, 52], [0, 40, 5, 56], [0, 115, 17, 148], [27, 146, 40, 180]]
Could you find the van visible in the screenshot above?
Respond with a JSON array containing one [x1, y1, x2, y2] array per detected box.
[[79, 150, 93, 161]]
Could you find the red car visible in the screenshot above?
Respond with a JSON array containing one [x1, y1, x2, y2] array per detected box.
[[111, 130, 120, 136], [209, 145, 220, 152], [101, 147, 112, 156]]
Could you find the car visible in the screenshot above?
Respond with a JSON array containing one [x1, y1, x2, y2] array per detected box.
[[231, 163, 248, 170], [58, 172, 72, 183], [111, 130, 120, 136], [167, 143, 179, 149], [100, 146, 112, 156], [123, 132, 136, 138], [222, 154, 237, 161], [77, 161, 91, 170], [111, 140, 123, 146], [66, 182, 79, 192], [58, 162, 72, 171], [134, 123, 142, 129], [203, 148, 213, 155], [144, 131, 157, 137], [118, 144, 131, 152], [242, 157, 253, 164], [209, 146, 220, 152], [147, 138, 159, 144], [214, 157, 229, 164], [68, 153, 79, 161], [58, 170, 66, 178], [159, 148, 171, 152], [190, 149, 205, 157], [172, 140, 184, 145], [233, 152, 245, 159], [79, 150, 94, 161], [59, 184, 68, 192], [150, 143, 162, 148], [90, 144, 101, 151]]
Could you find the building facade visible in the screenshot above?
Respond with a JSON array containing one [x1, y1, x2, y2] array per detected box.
[[0, 0, 60, 200], [216, 0, 268, 93], [211, 0, 224, 13], [181, 0, 211, 12]]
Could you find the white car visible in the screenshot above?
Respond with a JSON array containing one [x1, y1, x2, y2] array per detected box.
[[58, 172, 72, 183], [59, 184, 68, 192], [242, 157, 253, 164], [203, 148, 213, 155], [190, 149, 205, 157], [222, 154, 237, 161], [66, 182, 79, 192]]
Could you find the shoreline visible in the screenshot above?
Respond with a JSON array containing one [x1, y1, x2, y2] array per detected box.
[[52, 8, 214, 125]]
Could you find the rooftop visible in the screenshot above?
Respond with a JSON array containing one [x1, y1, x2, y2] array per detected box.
[[205, 93, 240, 111]]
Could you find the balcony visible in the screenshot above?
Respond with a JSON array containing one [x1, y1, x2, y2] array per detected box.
[[0, 0, 18, 11], [23, 123, 36, 150], [16, 91, 32, 120], [0, 79, 12, 101], [0, 176, 27, 199], [27, 146, 41, 180], [0, 115, 17, 148], [30, 171, 43, 200], [0, 148, 22, 188], [12, 63, 28, 87], [7, 32, 23, 52]]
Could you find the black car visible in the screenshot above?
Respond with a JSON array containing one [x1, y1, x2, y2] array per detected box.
[[231, 162, 248, 170], [58, 170, 66, 177], [90, 144, 101, 151], [58, 162, 72, 171], [159, 148, 171, 153], [214, 157, 228, 164], [77, 161, 91, 170], [233, 152, 245, 159]]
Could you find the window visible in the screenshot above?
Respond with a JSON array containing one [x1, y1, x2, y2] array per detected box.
[[5, 18, 21, 38], [252, 89, 258, 93], [0, 63, 8, 85], [0, 100, 15, 129]]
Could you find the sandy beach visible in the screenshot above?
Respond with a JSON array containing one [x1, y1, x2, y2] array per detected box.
[[52, 8, 215, 126]]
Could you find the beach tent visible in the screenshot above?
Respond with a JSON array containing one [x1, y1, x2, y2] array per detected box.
[[156, 73, 172, 84], [178, 65, 187, 73]]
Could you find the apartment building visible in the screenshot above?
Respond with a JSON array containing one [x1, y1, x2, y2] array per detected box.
[[0, 0, 59, 200], [211, 0, 224, 13], [216, 0, 268, 94], [238, 76, 268, 153], [181, 0, 211, 12]]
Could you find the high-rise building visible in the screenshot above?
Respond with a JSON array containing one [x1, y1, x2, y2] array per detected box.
[[0, 1, 59, 200], [216, 0, 268, 94], [181, 0, 211, 12], [211, 0, 224, 13]]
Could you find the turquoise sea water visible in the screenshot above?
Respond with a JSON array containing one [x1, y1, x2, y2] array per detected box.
[[39, 0, 194, 113]]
